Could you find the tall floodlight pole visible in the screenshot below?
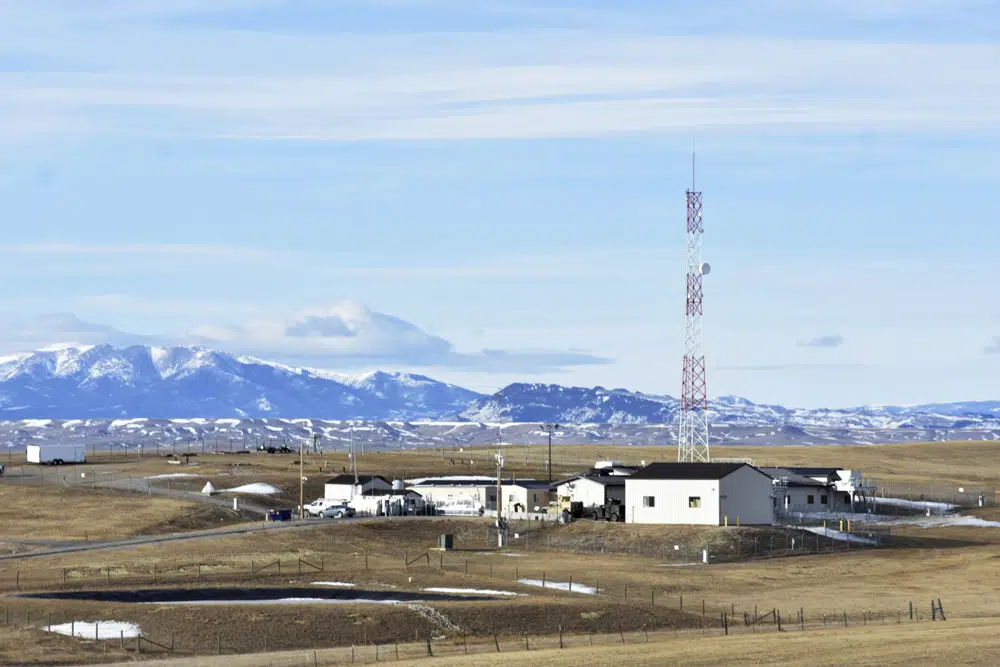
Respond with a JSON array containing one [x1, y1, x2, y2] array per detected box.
[[298, 437, 304, 521], [540, 423, 560, 482], [678, 154, 712, 463]]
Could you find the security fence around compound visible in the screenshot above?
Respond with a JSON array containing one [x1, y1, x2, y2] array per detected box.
[[0, 549, 954, 661]]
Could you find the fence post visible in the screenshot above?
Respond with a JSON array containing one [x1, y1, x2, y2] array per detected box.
[[909, 601, 913, 620], [680, 594, 683, 611], [426, 635, 433, 657], [559, 625, 564, 649]]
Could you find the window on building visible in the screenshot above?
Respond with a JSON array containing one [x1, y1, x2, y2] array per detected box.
[[508, 494, 515, 501], [807, 495, 815, 505], [642, 496, 655, 508], [821, 495, 828, 505], [688, 496, 701, 508], [844, 494, 851, 504]]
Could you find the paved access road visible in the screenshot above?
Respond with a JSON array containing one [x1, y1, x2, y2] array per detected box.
[[0, 517, 367, 562]]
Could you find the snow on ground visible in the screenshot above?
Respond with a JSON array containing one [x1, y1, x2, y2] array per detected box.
[[802, 526, 879, 546], [475, 552, 528, 557], [223, 483, 282, 495], [149, 599, 400, 606], [313, 582, 356, 587], [518, 579, 597, 595], [904, 515, 1000, 529], [875, 497, 956, 511], [145, 473, 200, 480], [44, 621, 141, 639], [423, 587, 524, 596]]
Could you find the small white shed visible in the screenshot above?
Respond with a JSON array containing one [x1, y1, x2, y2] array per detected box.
[[625, 462, 774, 526], [324, 474, 392, 501], [555, 475, 626, 508]]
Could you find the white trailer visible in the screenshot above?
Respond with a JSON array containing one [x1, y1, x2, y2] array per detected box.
[[26, 444, 86, 465]]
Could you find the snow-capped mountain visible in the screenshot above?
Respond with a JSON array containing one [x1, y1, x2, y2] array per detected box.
[[1, 345, 1000, 449], [0, 345, 480, 420]]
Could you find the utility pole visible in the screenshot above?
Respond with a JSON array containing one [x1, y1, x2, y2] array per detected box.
[[495, 429, 506, 548], [540, 424, 560, 482], [298, 438, 304, 521]]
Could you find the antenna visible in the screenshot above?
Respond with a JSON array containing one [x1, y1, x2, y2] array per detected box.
[[678, 153, 711, 463]]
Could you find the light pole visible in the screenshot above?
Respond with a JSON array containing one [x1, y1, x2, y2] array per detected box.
[[541, 424, 560, 482]]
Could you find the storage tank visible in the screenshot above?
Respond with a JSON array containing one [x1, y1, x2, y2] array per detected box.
[[392, 479, 405, 491]]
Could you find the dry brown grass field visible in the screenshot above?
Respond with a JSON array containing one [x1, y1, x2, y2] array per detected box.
[[0, 486, 241, 542], [2, 439, 1000, 664], [31, 438, 1000, 506]]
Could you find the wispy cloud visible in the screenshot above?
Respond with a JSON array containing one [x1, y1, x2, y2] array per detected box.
[[717, 363, 865, 372], [0, 242, 268, 260], [798, 334, 845, 349], [0, 2, 998, 142], [0, 301, 610, 372]]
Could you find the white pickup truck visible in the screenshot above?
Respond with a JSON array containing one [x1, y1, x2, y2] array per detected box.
[[303, 499, 344, 517]]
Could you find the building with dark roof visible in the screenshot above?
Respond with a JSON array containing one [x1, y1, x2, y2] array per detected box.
[[324, 474, 393, 500], [625, 462, 774, 525]]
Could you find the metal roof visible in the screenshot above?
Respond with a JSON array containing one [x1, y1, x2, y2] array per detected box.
[[556, 475, 627, 487], [759, 467, 832, 488], [325, 474, 388, 485], [628, 462, 758, 481]]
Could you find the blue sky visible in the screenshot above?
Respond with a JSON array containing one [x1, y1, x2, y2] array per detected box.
[[0, 0, 998, 408]]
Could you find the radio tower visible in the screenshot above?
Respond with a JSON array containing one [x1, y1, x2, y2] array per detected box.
[[678, 154, 711, 463]]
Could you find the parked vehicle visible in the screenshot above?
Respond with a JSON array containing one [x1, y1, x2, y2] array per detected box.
[[26, 444, 86, 465], [587, 499, 624, 523], [257, 444, 293, 454], [303, 499, 342, 517], [320, 504, 356, 519]]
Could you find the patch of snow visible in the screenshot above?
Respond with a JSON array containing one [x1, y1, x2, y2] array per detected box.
[[44, 621, 141, 639], [223, 482, 282, 495], [905, 515, 1000, 529], [423, 587, 524, 596], [875, 497, 956, 511], [148, 599, 400, 606], [313, 582, 356, 587], [802, 526, 879, 546], [19, 419, 52, 428], [518, 579, 597, 595], [145, 473, 200, 480]]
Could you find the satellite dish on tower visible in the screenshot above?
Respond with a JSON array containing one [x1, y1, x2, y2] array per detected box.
[[700, 262, 711, 276]]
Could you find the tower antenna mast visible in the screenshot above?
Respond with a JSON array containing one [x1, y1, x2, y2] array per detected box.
[[678, 152, 711, 463]]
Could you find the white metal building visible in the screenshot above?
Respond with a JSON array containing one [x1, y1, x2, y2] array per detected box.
[[502, 480, 553, 514], [554, 475, 626, 508], [407, 478, 497, 512], [760, 467, 835, 511], [324, 474, 393, 501], [625, 462, 774, 525]]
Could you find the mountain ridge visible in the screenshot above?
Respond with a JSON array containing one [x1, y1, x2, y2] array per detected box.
[[0, 344, 999, 431]]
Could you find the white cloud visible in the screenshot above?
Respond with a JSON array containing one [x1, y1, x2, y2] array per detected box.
[[0, 301, 609, 372], [0, 313, 153, 349], [0, 2, 998, 142]]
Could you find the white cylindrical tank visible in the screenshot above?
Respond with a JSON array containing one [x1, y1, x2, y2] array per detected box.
[[392, 479, 404, 491]]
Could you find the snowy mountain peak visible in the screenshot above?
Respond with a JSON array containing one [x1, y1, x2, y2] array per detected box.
[[0, 344, 481, 419], [0, 344, 999, 430]]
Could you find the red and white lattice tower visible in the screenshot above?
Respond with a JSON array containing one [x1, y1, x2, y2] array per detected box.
[[678, 156, 711, 463]]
